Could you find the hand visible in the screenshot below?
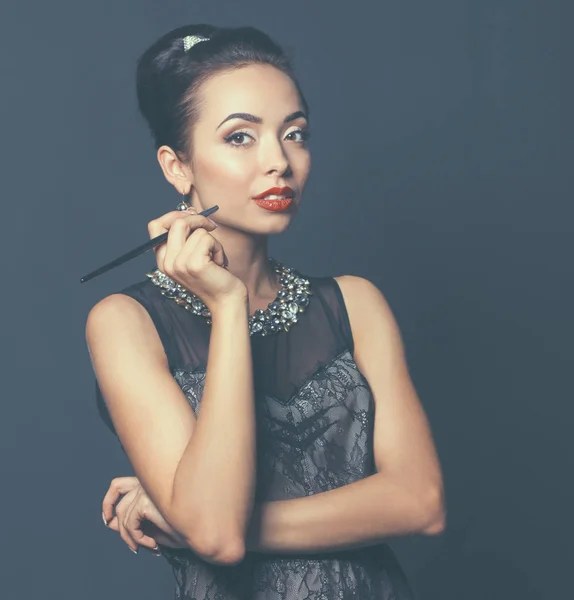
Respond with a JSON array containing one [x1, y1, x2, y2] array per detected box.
[[102, 476, 187, 554], [148, 209, 248, 311]]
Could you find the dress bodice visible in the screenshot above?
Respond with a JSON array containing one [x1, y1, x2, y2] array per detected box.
[[94, 269, 414, 599]]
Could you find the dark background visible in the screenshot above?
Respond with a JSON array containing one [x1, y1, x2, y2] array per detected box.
[[1, 1, 571, 598]]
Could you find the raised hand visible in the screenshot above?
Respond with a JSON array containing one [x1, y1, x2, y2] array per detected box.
[[148, 209, 248, 311]]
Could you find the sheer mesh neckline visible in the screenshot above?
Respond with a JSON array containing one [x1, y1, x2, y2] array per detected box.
[[145, 258, 312, 336]]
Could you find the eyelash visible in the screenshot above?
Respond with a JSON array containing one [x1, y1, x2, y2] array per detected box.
[[223, 128, 311, 147]]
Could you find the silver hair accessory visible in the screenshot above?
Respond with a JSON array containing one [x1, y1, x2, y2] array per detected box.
[[183, 34, 210, 52]]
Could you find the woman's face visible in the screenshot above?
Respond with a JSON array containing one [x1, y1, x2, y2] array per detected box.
[[187, 63, 311, 235]]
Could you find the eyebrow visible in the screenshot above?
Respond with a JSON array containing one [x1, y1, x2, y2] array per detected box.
[[216, 110, 308, 130]]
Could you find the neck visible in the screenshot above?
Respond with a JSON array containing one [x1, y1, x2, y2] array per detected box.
[[210, 226, 278, 301]]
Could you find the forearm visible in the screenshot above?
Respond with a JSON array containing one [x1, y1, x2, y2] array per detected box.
[[171, 297, 256, 553], [246, 473, 442, 554]]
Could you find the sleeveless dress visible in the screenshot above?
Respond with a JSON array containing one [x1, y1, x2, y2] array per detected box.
[[94, 267, 415, 600]]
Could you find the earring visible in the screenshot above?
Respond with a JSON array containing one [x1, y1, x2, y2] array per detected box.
[[175, 189, 194, 211]]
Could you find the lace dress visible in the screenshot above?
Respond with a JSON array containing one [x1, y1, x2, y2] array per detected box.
[[95, 268, 415, 600]]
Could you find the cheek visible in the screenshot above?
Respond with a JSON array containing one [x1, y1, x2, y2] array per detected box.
[[291, 150, 311, 184], [195, 150, 254, 190]]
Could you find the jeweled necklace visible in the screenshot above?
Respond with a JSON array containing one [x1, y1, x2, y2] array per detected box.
[[145, 258, 312, 336]]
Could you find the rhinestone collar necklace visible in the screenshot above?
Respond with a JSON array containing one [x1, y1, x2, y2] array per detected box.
[[146, 258, 312, 336]]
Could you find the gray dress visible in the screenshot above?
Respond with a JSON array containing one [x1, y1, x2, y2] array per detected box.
[[95, 267, 415, 600]]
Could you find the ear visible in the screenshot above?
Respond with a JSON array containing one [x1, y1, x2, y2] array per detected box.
[[156, 145, 194, 195]]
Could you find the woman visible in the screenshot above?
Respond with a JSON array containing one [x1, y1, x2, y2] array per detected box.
[[86, 23, 445, 599]]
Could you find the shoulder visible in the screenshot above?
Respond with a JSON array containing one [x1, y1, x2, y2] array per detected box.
[[86, 293, 149, 347], [333, 275, 404, 361], [333, 275, 395, 323], [85, 292, 167, 365], [333, 274, 380, 297], [85, 276, 160, 335], [87, 292, 147, 328]]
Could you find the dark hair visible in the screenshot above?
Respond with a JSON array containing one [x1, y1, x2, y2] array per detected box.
[[136, 24, 309, 162]]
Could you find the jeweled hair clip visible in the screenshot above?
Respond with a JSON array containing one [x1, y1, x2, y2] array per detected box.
[[183, 34, 210, 52]]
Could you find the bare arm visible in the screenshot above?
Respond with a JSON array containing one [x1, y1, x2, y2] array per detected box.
[[244, 275, 445, 553], [99, 275, 444, 557], [86, 291, 255, 564], [245, 473, 442, 554], [171, 296, 256, 560]]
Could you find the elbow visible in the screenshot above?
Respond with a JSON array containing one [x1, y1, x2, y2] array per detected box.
[[420, 486, 447, 535], [184, 530, 246, 566], [168, 496, 246, 565]]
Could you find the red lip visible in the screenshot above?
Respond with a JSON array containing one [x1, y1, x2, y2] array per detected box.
[[253, 186, 294, 199], [253, 198, 293, 212]]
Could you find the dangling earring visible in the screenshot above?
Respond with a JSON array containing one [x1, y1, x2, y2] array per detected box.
[[175, 187, 194, 211]]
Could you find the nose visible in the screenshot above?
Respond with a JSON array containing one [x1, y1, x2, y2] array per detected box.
[[261, 137, 290, 176]]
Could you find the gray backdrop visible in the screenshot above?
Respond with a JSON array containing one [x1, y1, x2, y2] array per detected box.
[[1, 1, 571, 598]]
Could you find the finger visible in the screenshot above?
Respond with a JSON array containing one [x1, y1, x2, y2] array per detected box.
[[124, 497, 161, 551], [102, 477, 139, 526], [211, 238, 227, 269], [139, 503, 181, 539], [162, 215, 217, 276], [180, 228, 227, 269], [150, 213, 216, 274], [150, 531, 184, 549], [170, 227, 210, 275], [172, 228, 229, 278], [116, 489, 140, 554], [107, 515, 119, 532], [179, 205, 198, 214], [186, 230, 227, 271], [147, 209, 196, 238], [148, 210, 195, 272], [147, 212, 179, 273], [141, 521, 182, 547]]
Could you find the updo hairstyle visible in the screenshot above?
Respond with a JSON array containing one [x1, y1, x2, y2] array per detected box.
[[136, 24, 309, 163]]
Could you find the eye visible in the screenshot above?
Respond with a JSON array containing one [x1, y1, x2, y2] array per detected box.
[[285, 128, 311, 143], [224, 131, 255, 147]]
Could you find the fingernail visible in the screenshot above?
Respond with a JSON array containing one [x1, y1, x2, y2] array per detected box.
[[207, 218, 218, 227], [130, 547, 138, 555], [102, 512, 108, 527]]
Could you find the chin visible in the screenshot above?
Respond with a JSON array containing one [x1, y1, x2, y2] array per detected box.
[[243, 211, 296, 236], [266, 218, 295, 235], [259, 215, 295, 235]]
